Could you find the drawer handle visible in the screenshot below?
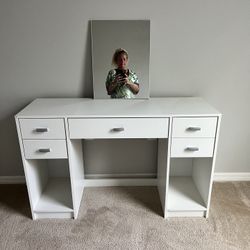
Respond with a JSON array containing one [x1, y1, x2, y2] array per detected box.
[[185, 147, 199, 152], [35, 128, 49, 133], [111, 127, 125, 132], [186, 127, 201, 131], [38, 148, 51, 153]]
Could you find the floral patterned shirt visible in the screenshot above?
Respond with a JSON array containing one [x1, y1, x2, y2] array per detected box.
[[105, 69, 139, 98]]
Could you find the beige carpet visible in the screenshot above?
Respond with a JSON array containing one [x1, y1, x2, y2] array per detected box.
[[0, 182, 249, 250]]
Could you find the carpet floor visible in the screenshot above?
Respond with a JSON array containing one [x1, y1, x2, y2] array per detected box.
[[0, 182, 249, 250]]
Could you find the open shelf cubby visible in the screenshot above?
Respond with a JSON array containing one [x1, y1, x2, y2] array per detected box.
[[167, 157, 213, 216], [25, 159, 74, 218]]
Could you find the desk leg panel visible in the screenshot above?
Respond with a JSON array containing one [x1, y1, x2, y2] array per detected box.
[[65, 120, 85, 219], [157, 138, 169, 218]]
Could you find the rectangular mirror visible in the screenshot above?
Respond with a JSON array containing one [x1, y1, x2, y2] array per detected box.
[[91, 20, 150, 99]]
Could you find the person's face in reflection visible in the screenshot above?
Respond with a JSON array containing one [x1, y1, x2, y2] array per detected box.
[[116, 54, 128, 70]]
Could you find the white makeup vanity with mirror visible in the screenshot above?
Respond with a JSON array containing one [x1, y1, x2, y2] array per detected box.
[[15, 97, 221, 220]]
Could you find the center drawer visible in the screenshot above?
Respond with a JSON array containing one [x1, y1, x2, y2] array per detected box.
[[68, 118, 169, 139]]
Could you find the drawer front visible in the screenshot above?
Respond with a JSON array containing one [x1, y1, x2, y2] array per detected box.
[[68, 118, 169, 139], [19, 119, 65, 139], [23, 140, 68, 159], [172, 117, 217, 138], [171, 138, 215, 157]]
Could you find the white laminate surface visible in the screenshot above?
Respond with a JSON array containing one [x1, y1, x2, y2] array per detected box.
[[15, 97, 221, 118], [15, 97, 221, 219]]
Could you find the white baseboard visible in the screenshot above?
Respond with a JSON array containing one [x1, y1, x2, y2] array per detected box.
[[84, 178, 157, 187], [84, 173, 157, 187], [85, 173, 157, 179], [0, 176, 25, 184], [213, 172, 250, 182], [0, 174, 157, 186], [0, 173, 249, 185]]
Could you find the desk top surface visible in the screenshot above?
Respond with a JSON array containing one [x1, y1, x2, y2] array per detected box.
[[15, 97, 221, 118]]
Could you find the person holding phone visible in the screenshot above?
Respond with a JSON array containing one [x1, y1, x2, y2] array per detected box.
[[105, 48, 140, 98]]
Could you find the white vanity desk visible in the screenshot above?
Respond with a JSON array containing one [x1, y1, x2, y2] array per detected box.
[[15, 97, 221, 220]]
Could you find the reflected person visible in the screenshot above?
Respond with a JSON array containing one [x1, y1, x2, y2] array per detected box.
[[105, 48, 140, 98]]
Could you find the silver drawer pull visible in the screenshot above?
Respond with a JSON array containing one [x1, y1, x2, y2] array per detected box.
[[186, 127, 201, 131], [38, 148, 51, 153], [185, 147, 199, 152], [35, 128, 49, 133], [111, 127, 125, 132]]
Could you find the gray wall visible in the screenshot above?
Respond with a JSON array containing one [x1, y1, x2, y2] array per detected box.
[[0, 0, 249, 176]]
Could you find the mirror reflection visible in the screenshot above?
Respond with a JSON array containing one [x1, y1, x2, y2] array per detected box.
[[91, 20, 150, 99]]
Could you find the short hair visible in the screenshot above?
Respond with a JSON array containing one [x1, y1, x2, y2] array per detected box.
[[112, 48, 129, 66]]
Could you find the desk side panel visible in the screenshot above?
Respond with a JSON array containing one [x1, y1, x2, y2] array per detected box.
[[157, 118, 171, 218], [65, 119, 85, 219], [157, 139, 168, 218], [205, 115, 222, 218]]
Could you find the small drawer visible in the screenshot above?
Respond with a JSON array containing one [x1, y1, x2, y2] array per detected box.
[[19, 119, 65, 139], [68, 118, 169, 139], [172, 117, 217, 138], [171, 138, 215, 157], [23, 140, 68, 159]]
